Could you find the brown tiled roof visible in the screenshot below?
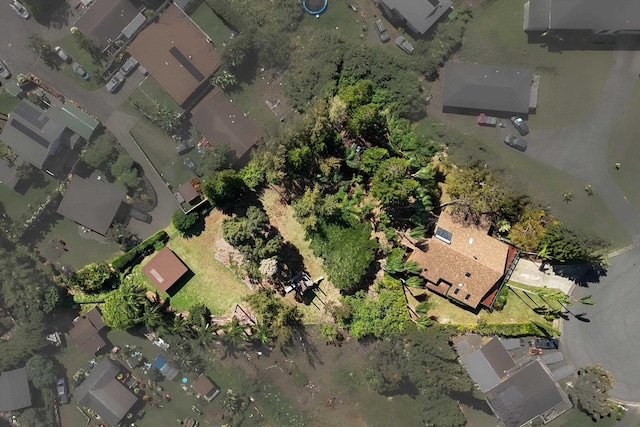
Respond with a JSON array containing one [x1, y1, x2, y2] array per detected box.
[[128, 4, 221, 105], [178, 182, 199, 203], [69, 307, 107, 354], [406, 211, 510, 309], [142, 247, 188, 293], [192, 374, 216, 397]]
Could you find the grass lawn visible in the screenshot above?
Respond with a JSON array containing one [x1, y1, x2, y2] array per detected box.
[[189, 2, 232, 47], [129, 77, 182, 113], [135, 218, 251, 315], [546, 408, 617, 427], [608, 80, 640, 216], [260, 188, 337, 324], [56, 35, 105, 91], [0, 171, 57, 221], [0, 89, 19, 114]]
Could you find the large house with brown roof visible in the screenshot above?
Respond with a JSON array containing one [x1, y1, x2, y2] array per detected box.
[[142, 247, 189, 293], [406, 211, 519, 309]]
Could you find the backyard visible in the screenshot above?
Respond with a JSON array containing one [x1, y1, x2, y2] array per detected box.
[[189, 2, 233, 48], [0, 89, 19, 114]]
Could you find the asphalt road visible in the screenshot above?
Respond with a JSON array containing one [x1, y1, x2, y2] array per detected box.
[[0, 3, 177, 238]]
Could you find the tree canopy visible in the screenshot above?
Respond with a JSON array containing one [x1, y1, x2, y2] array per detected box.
[[26, 355, 56, 390], [570, 365, 615, 420], [203, 169, 246, 208]]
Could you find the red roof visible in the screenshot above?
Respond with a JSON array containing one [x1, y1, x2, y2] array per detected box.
[[142, 247, 188, 293]]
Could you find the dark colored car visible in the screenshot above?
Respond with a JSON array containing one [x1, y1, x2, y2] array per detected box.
[[534, 338, 559, 349], [503, 134, 527, 152], [510, 116, 529, 136]]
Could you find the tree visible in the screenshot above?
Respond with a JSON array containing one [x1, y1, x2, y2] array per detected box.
[[292, 185, 339, 232], [172, 209, 199, 234], [102, 282, 147, 330], [359, 147, 389, 175], [370, 157, 418, 206], [187, 304, 211, 333], [106, 223, 140, 251], [508, 206, 549, 251], [538, 224, 610, 269], [111, 154, 140, 191], [570, 365, 615, 420], [83, 133, 117, 168], [199, 143, 236, 177], [67, 262, 114, 293], [210, 70, 238, 90], [203, 169, 246, 208], [15, 163, 35, 181], [319, 323, 343, 345], [246, 289, 303, 347], [28, 33, 57, 69], [25, 355, 55, 390], [0, 323, 47, 371], [259, 257, 279, 279], [563, 191, 574, 203]]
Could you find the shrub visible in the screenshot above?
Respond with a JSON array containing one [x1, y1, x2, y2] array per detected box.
[[172, 209, 199, 234], [471, 322, 541, 337], [111, 230, 168, 271], [492, 286, 509, 311]]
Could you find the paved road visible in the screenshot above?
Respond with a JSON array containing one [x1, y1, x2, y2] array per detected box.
[[0, 3, 177, 238]]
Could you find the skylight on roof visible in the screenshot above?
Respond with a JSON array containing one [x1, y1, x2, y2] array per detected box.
[[435, 227, 452, 244]]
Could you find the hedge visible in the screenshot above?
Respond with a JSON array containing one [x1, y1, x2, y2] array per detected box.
[[111, 230, 168, 271], [463, 322, 543, 337]]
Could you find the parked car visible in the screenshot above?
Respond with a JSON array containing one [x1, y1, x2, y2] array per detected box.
[[72, 62, 90, 80], [106, 72, 126, 93], [119, 57, 138, 77], [10, 0, 30, 19], [510, 116, 529, 136], [54, 46, 71, 63], [374, 20, 390, 43], [56, 378, 68, 404], [395, 36, 414, 54], [534, 338, 559, 349], [503, 134, 527, 152], [0, 61, 10, 79]]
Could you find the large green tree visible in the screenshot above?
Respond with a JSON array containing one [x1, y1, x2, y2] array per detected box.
[[370, 157, 419, 206], [101, 282, 147, 330], [83, 133, 117, 168], [203, 169, 246, 208], [570, 365, 615, 420], [172, 209, 199, 235], [25, 355, 56, 390]]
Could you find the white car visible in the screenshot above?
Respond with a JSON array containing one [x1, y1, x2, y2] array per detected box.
[[395, 36, 415, 55], [106, 72, 126, 93], [10, 0, 30, 19], [54, 47, 71, 63], [0, 61, 10, 79]]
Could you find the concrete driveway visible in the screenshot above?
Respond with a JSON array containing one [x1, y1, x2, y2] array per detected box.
[[0, 4, 176, 238]]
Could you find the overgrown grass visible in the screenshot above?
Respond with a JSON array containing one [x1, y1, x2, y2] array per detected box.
[[608, 81, 640, 215], [0, 89, 19, 114], [56, 35, 104, 91], [189, 2, 232, 47]]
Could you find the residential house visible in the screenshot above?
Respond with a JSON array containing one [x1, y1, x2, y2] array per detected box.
[[56, 175, 130, 236], [75, 0, 145, 52], [404, 211, 518, 310], [524, 0, 640, 34], [69, 307, 108, 355], [0, 368, 32, 412], [455, 335, 572, 427], [74, 358, 138, 426], [379, 0, 453, 35], [191, 374, 220, 402], [142, 246, 189, 294], [442, 62, 534, 115]]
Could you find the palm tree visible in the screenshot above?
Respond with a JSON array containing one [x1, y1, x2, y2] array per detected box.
[[138, 302, 167, 330], [250, 322, 273, 346]]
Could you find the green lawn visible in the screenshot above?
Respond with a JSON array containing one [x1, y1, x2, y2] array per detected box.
[[189, 2, 232, 47], [129, 77, 182, 113], [0, 171, 57, 221], [56, 35, 105, 91], [0, 89, 19, 114], [609, 81, 640, 215]]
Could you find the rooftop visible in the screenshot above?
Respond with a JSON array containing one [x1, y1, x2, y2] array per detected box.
[[525, 0, 640, 32], [406, 211, 510, 309], [59, 103, 99, 140], [381, 0, 452, 34], [129, 3, 221, 106], [69, 307, 107, 354], [460, 336, 516, 392], [442, 62, 534, 115], [56, 175, 129, 236], [142, 246, 189, 293], [75, 0, 143, 49], [190, 88, 262, 165], [0, 368, 32, 412]]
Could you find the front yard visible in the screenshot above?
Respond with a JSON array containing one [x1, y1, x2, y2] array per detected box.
[[55, 35, 105, 91]]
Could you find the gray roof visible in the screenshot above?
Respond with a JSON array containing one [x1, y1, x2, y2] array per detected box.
[[0, 368, 32, 411], [442, 63, 533, 114], [75, 0, 142, 49], [460, 336, 516, 392], [486, 360, 571, 427], [74, 358, 137, 426], [56, 175, 128, 235], [0, 100, 66, 168], [525, 0, 640, 32], [380, 0, 452, 34], [523, 0, 550, 30]]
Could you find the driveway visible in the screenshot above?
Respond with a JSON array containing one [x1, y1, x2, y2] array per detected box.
[[0, 4, 176, 238]]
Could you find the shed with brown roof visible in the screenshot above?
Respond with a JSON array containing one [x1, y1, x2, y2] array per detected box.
[[192, 374, 220, 402], [406, 211, 510, 309], [69, 307, 107, 354], [128, 3, 221, 107], [142, 247, 189, 293]]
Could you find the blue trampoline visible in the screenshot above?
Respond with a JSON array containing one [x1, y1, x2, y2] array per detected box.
[[302, 0, 327, 15]]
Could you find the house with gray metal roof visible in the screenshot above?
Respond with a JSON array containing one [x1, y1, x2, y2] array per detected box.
[[442, 62, 534, 115], [74, 358, 137, 426], [379, 0, 452, 35], [460, 336, 517, 392], [0, 368, 32, 412], [524, 0, 640, 34]]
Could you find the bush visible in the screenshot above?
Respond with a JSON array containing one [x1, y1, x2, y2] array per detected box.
[[471, 322, 541, 337], [111, 230, 168, 271], [492, 286, 509, 311], [172, 209, 199, 234]]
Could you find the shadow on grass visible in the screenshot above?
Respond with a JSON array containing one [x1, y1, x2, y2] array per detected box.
[[165, 269, 196, 298]]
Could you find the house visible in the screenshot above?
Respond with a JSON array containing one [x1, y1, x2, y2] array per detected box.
[[74, 358, 138, 426], [191, 374, 220, 402], [405, 211, 517, 310], [190, 88, 262, 166], [0, 368, 32, 411], [176, 180, 202, 206], [0, 100, 89, 181], [151, 354, 179, 380], [75, 0, 144, 52], [442, 62, 534, 115], [455, 335, 572, 427], [69, 307, 108, 354], [56, 175, 130, 236], [142, 247, 189, 293], [524, 0, 640, 34], [129, 3, 222, 109], [379, 0, 453, 35]]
